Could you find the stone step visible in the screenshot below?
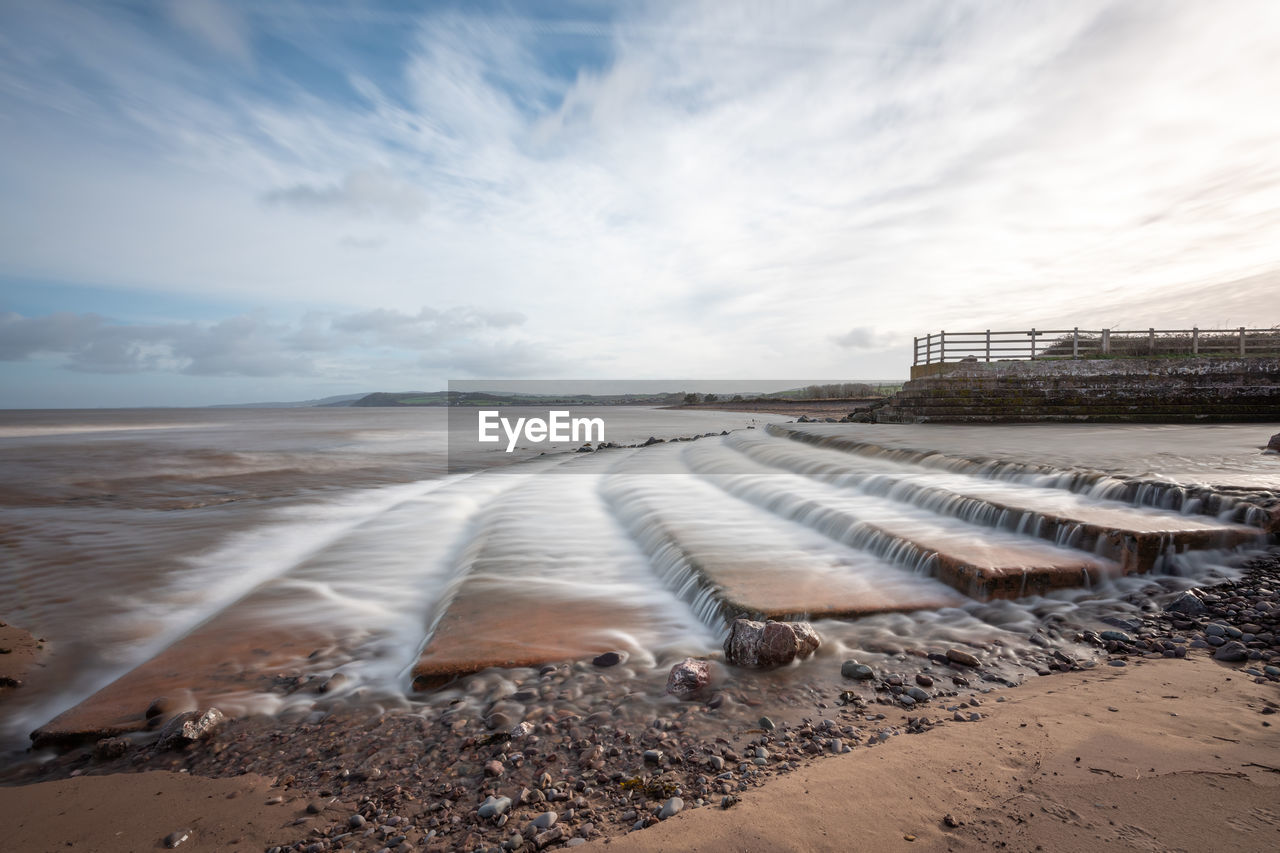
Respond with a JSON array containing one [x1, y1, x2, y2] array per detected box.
[[725, 433, 1262, 572], [411, 464, 708, 689], [601, 469, 965, 623], [32, 476, 517, 745], [680, 444, 1122, 600]]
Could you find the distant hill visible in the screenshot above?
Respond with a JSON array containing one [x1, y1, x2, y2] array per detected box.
[[350, 391, 687, 407], [208, 393, 366, 409]]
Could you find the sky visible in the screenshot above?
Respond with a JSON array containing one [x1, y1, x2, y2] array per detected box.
[[1, 0, 1279, 407]]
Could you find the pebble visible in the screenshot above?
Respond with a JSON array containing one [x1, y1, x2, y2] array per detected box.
[[478, 796, 513, 819], [945, 649, 980, 667], [1214, 641, 1249, 663], [349, 815, 366, 829], [484, 759, 504, 777], [163, 829, 191, 848], [592, 652, 623, 668], [759, 716, 776, 730], [643, 749, 664, 764], [1099, 630, 1134, 644], [915, 674, 933, 688], [906, 686, 929, 703], [841, 660, 875, 680], [532, 811, 558, 830], [658, 797, 684, 820]]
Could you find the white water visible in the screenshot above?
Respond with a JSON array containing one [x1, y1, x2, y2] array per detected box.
[[0, 411, 1271, 751]]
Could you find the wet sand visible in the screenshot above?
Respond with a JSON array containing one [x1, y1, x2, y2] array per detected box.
[[596, 654, 1280, 853], [0, 622, 42, 691]]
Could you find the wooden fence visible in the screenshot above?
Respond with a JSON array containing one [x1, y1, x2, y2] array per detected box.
[[913, 327, 1280, 366]]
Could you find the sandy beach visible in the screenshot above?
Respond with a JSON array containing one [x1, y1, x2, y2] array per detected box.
[[596, 654, 1280, 852], [2, 645, 1277, 852]]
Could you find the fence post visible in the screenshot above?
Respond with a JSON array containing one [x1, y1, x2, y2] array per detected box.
[[985, 329, 991, 362], [913, 336, 919, 366], [1101, 328, 1110, 355], [1072, 327, 1079, 358], [1029, 328, 1037, 359], [926, 334, 932, 365], [939, 330, 946, 363], [1240, 326, 1246, 356], [1192, 327, 1198, 355]]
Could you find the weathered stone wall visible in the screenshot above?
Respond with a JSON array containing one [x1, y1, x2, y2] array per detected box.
[[877, 357, 1280, 423]]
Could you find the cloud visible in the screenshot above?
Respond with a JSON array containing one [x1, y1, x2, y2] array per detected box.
[[264, 170, 429, 221], [831, 327, 897, 350], [166, 0, 253, 65], [0, 306, 543, 379], [2, 0, 1280, 404]]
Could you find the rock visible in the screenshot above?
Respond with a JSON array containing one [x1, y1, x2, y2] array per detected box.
[[665, 658, 710, 698], [840, 660, 874, 680], [724, 618, 820, 668], [478, 795, 513, 819], [93, 736, 129, 761], [758, 716, 775, 731], [658, 797, 683, 820], [643, 749, 664, 764], [591, 652, 623, 668], [906, 686, 930, 703], [534, 826, 565, 848], [533, 811, 558, 830], [1099, 630, 1134, 644], [1101, 616, 1143, 634], [510, 721, 534, 738], [484, 760, 504, 777], [349, 815, 366, 829], [158, 708, 225, 749], [945, 648, 980, 667], [1165, 591, 1208, 617], [915, 673, 933, 688], [1267, 433, 1280, 453], [163, 829, 191, 848], [305, 800, 326, 814], [1206, 624, 1226, 637], [1214, 641, 1249, 663]]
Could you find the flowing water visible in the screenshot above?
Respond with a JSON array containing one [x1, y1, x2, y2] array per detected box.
[[0, 409, 1274, 754]]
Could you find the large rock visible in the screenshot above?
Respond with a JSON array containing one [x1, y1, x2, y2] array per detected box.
[[1266, 433, 1280, 452], [724, 618, 821, 668], [157, 708, 226, 749], [1213, 640, 1249, 663], [1165, 590, 1208, 617], [665, 658, 711, 698]]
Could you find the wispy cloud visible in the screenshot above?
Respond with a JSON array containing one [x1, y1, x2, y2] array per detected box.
[[1, 0, 1279, 404]]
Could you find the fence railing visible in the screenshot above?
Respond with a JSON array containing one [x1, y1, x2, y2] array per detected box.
[[913, 327, 1280, 366]]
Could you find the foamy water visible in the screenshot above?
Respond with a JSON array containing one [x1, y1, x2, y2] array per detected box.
[[0, 409, 1273, 752]]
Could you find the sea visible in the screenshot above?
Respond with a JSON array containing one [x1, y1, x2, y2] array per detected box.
[[0, 408, 1273, 754]]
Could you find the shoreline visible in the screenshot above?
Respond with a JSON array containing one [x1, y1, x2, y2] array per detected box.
[[2, 551, 1277, 851]]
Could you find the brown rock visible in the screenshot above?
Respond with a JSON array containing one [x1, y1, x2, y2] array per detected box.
[[158, 708, 226, 749], [665, 658, 711, 698], [724, 618, 822, 668]]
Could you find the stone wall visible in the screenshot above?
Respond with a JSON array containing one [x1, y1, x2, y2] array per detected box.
[[876, 357, 1280, 423]]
